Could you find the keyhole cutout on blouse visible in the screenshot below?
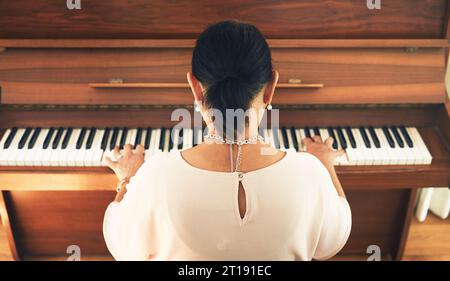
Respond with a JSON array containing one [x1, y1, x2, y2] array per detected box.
[[238, 182, 247, 220]]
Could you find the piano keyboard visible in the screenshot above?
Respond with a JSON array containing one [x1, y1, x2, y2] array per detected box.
[[0, 126, 432, 167]]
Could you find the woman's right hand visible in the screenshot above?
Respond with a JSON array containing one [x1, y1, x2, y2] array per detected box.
[[302, 136, 345, 169]]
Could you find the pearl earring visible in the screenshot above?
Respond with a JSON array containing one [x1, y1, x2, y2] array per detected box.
[[194, 101, 202, 112], [266, 104, 273, 110]]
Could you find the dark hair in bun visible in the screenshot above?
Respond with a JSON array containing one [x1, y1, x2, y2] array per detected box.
[[192, 20, 273, 135]]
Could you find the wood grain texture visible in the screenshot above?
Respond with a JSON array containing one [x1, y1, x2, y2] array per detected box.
[[0, 39, 448, 49], [0, 0, 446, 39], [403, 214, 450, 261], [0, 48, 445, 105], [5, 191, 114, 257], [0, 192, 20, 260]]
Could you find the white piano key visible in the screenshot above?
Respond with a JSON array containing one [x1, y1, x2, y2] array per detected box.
[[341, 129, 358, 166], [277, 128, 286, 151], [0, 129, 13, 165], [16, 128, 37, 166], [171, 128, 180, 151], [285, 128, 296, 152], [86, 129, 104, 167], [408, 127, 432, 164], [395, 127, 417, 165], [375, 128, 396, 165], [352, 128, 374, 165], [67, 129, 82, 167]]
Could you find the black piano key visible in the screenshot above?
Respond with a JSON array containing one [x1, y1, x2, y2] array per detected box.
[[382, 126, 395, 148], [327, 127, 338, 149], [119, 128, 128, 149], [313, 127, 321, 137], [4, 127, 18, 149], [85, 128, 97, 149], [134, 128, 143, 149], [390, 126, 404, 148], [281, 127, 289, 149], [159, 128, 166, 151], [304, 127, 311, 138], [399, 126, 413, 148], [43, 128, 55, 149], [177, 128, 184, 150], [145, 128, 152, 150], [290, 127, 299, 151], [345, 127, 357, 148], [76, 127, 87, 149], [336, 127, 347, 149], [359, 127, 371, 148], [101, 128, 111, 150], [52, 127, 65, 149], [110, 127, 119, 150], [368, 127, 381, 148], [61, 127, 73, 149], [168, 128, 174, 151], [27, 128, 41, 149], [18, 127, 32, 149], [271, 128, 280, 149]]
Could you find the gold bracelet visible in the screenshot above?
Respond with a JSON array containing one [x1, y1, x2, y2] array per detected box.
[[116, 177, 130, 193]]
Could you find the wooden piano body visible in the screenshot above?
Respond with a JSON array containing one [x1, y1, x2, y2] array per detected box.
[[0, 0, 449, 260]]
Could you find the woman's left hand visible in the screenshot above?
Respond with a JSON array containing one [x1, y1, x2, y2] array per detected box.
[[103, 144, 145, 181]]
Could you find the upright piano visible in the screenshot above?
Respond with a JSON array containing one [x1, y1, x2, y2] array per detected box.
[[0, 0, 449, 260]]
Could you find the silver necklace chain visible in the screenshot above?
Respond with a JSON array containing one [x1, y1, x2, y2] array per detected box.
[[204, 134, 264, 172]]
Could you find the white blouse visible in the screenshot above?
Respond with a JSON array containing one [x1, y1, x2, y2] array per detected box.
[[103, 150, 352, 261]]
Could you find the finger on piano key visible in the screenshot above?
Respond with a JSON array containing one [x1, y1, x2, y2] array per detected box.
[[332, 127, 348, 166], [134, 128, 143, 149], [109, 127, 119, 151], [297, 129, 306, 151], [304, 126, 311, 139]]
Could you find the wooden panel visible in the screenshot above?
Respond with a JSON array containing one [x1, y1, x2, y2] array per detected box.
[[6, 191, 114, 257], [0, 0, 446, 39], [0, 106, 440, 128], [340, 189, 411, 258], [1, 189, 412, 259], [1, 39, 448, 49], [0, 48, 445, 105]]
